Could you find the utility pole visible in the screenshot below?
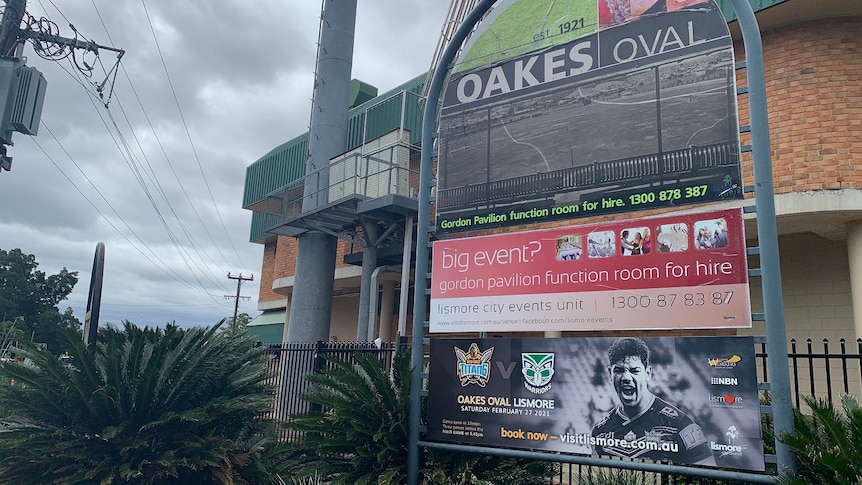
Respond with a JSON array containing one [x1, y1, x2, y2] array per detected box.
[[225, 273, 253, 334], [0, 0, 26, 171], [0, 0, 25, 57], [0, 0, 123, 172]]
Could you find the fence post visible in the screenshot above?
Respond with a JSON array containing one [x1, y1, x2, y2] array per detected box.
[[824, 339, 833, 406], [858, 339, 862, 392], [791, 339, 800, 407], [310, 340, 328, 414], [840, 339, 849, 395], [806, 339, 815, 398], [313, 340, 326, 372]]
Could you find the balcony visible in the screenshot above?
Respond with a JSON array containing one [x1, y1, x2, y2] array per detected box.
[[264, 135, 420, 238]]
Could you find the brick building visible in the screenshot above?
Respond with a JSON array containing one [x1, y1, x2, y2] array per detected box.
[[241, 0, 862, 345]]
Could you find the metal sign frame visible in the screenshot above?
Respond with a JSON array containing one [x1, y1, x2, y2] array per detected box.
[[408, 0, 794, 483], [83, 241, 105, 353]]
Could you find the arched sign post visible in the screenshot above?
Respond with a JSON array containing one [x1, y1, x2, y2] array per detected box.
[[83, 242, 105, 353], [408, 0, 793, 482]]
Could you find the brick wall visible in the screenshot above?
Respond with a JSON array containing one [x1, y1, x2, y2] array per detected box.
[[257, 241, 279, 303], [736, 16, 862, 193], [258, 235, 360, 304], [254, 237, 298, 304]]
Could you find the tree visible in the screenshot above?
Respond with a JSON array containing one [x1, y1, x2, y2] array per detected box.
[[0, 318, 24, 360], [0, 248, 80, 353], [0, 321, 286, 485], [220, 312, 252, 337], [234, 312, 252, 330]]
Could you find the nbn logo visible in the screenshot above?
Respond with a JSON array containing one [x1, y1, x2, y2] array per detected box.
[[710, 377, 738, 386]]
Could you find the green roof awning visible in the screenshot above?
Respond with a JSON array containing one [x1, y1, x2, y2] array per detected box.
[[246, 311, 285, 344], [248, 311, 286, 327]]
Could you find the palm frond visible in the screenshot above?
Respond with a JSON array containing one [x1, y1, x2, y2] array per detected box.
[[0, 322, 280, 485], [779, 394, 862, 485]]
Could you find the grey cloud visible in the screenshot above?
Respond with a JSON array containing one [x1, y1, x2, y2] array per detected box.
[[0, 0, 448, 328]]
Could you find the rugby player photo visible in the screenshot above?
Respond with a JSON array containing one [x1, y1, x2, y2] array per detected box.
[[591, 338, 715, 465]]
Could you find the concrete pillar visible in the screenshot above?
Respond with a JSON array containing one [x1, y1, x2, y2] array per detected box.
[[280, 294, 292, 343], [379, 279, 396, 341], [287, 233, 337, 342], [847, 220, 862, 338], [357, 220, 379, 341], [287, 0, 357, 343]]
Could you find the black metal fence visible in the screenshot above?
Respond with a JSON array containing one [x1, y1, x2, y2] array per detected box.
[[770, 338, 862, 408], [263, 340, 397, 442]]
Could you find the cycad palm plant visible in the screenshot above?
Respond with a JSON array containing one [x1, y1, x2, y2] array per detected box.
[[779, 394, 862, 485], [285, 350, 411, 484], [0, 321, 279, 485]]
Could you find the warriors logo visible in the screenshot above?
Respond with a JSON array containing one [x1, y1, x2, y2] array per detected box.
[[522, 353, 554, 394], [454, 343, 494, 387]]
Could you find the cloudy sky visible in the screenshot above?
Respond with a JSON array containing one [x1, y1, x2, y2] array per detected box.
[[0, 0, 450, 328]]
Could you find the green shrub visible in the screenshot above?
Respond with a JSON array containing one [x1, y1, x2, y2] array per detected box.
[[283, 350, 412, 484], [574, 467, 653, 485], [778, 394, 862, 485], [290, 473, 321, 485], [0, 322, 285, 485], [422, 451, 556, 485]]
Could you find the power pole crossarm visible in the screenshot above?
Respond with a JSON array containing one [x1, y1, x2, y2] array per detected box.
[[0, 0, 124, 173], [20, 29, 125, 56]]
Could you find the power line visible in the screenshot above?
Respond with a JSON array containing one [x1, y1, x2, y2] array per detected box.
[[10, 1, 254, 313], [36, 65, 232, 300], [88, 0, 253, 282], [140, 0, 250, 271], [54, 61, 223, 298], [66, 66, 235, 295], [102, 107, 228, 303], [33, 3, 236, 297], [83, 11, 238, 281], [99, 93, 233, 294], [28, 133, 227, 302]]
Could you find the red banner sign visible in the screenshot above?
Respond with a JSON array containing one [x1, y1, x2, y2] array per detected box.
[[430, 207, 750, 332]]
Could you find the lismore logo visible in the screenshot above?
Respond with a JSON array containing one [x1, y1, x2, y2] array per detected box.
[[455, 343, 494, 387], [708, 393, 744, 408], [707, 355, 742, 368], [522, 353, 554, 394], [710, 425, 744, 457]]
